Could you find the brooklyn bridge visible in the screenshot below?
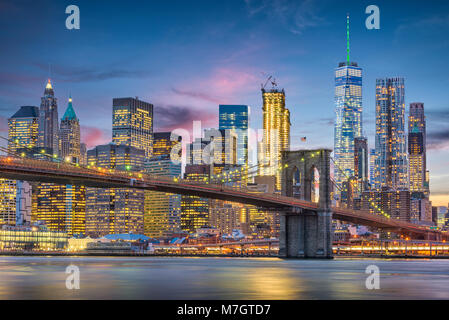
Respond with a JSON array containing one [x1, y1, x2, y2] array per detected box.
[[0, 148, 446, 258]]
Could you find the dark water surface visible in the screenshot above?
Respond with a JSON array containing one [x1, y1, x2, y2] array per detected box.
[[0, 256, 448, 299]]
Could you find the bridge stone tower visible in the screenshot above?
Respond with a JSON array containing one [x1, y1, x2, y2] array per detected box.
[[279, 149, 333, 258]]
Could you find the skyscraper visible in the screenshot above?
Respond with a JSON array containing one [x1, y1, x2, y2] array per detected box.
[[86, 144, 145, 237], [354, 137, 368, 193], [408, 102, 428, 194], [181, 164, 210, 234], [33, 184, 86, 236], [59, 96, 81, 163], [219, 105, 249, 167], [112, 97, 153, 157], [334, 15, 363, 194], [33, 93, 86, 236], [373, 78, 408, 190], [152, 132, 182, 158], [369, 148, 376, 187], [144, 155, 182, 238], [5, 106, 39, 226], [8, 106, 39, 154], [38, 79, 59, 156], [144, 132, 182, 238], [259, 86, 290, 191]]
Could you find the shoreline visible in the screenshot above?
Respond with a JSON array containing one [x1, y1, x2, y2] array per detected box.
[[1, 252, 449, 259]]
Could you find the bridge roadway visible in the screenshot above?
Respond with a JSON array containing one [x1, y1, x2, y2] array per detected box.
[[0, 156, 446, 240]]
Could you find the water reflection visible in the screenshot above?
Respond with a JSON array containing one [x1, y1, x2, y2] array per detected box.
[[0, 256, 448, 299]]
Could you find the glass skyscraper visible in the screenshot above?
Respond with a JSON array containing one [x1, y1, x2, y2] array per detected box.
[[219, 105, 249, 167], [333, 16, 363, 195], [408, 102, 428, 194], [373, 78, 408, 190], [333, 62, 363, 194]]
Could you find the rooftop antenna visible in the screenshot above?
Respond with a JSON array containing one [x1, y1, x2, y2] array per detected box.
[[346, 13, 350, 65]]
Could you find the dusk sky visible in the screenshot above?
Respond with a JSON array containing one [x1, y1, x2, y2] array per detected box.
[[0, 0, 448, 205]]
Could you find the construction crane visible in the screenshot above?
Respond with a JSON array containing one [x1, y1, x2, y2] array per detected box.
[[261, 75, 272, 90]]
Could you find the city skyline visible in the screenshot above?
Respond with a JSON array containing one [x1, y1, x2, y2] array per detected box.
[[0, 0, 448, 206]]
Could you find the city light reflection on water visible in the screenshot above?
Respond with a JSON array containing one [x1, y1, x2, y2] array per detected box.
[[0, 256, 449, 299]]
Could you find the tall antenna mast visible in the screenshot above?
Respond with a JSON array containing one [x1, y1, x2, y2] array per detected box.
[[346, 13, 350, 65]]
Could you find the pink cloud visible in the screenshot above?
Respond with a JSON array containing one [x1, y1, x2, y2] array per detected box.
[[169, 67, 258, 107], [81, 126, 111, 149]]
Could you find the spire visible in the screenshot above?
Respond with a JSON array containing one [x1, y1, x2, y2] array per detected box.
[[62, 95, 78, 121], [44, 78, 54, 96], [346, 13, 350, 65]]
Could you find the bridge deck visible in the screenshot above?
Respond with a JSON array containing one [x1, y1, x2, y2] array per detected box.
[[0, 156, 446, 239]]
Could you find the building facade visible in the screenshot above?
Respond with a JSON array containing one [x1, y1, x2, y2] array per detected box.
[[362, 189, 411, 222], [1, 106, 39, 226], [33, 94, 86, 237], [112, 97, 153, 157], [373, 78, 408, 190], [8, 106, 39, 154], [152, 132, 182, 159], [59, 96, 81, 163], [219, 105, 249, 167], [144, 155, 182, 238], [181, 165, 210, 234], [259, 87, 290, 190], [408, 102, 428, 194], [354, 136, 368, 193], [38, 79, 59, 156], [86, 144, 145, 237], [333, 62, 363, 194]]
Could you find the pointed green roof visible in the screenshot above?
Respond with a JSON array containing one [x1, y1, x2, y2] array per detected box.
[[62, 96, 78, 121]]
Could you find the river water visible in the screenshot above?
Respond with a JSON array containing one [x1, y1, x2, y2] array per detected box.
[[0, 256, 448, 299]]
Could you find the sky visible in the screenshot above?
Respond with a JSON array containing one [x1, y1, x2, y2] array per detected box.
[[0, 0, 448, 205]]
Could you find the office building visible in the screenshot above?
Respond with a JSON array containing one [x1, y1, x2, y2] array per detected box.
[[8, 106, 39, 154], [373, 78, 408, 190], [219, 105, 249, 167], [86, 144, 145, 237], [408, 102, 428, 194], [362, 189, 411, 222], [38, 79, 59, 156], [144, 155, 182, 238], [259, 86, 290, 190], [181, 165, 210, 234], [33, 95, 85, 236], [112, 97, 153, 157], [2, 106, 38, 226], [354, 137, 368, 193], [59, 96, 81, 163], [152, 132, 182, 158], [334, 15, 363, 194]]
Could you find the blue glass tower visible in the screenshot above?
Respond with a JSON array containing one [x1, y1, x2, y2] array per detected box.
[[218, 105, 249, 167], [333, 15, 363, 195]]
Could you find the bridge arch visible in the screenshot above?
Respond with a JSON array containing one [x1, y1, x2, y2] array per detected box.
[[281, 149, 332, 210]]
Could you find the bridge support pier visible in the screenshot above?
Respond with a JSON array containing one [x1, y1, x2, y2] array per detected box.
[[279, 210, 333, 259]]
